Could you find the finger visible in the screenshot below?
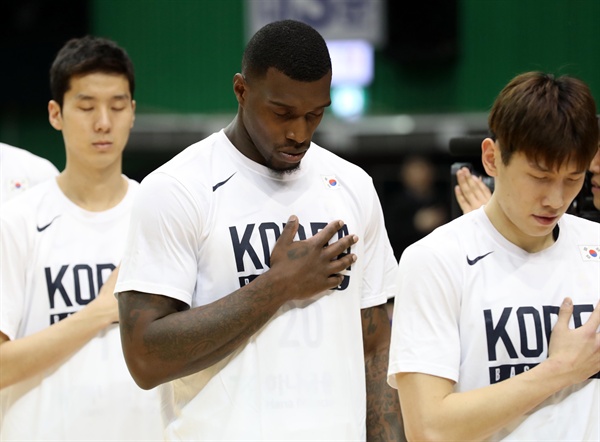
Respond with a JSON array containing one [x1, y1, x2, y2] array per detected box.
[[455, 186, 473, 213], [278, 215, 300, 246], [312, 219, 345, 247], [327, 253, 357, 275], [323, 234, 358, 260], [325, 273, 346, 290], [555, 297, 574, 330]]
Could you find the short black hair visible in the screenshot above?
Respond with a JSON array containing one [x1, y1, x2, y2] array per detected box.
[[489, 71, 598, 171], [50, 35, 135, 107], [242, 19, 331, 82]]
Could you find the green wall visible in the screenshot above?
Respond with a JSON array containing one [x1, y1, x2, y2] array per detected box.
[[2, 0, 598, 169]]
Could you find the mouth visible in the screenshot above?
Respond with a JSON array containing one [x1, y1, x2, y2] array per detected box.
[[532, 214, 559, 226], [278, 148, 307, 164], [93, 141, 113, 150]]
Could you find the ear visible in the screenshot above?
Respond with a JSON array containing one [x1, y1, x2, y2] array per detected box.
[[131, 99, 136, 128], [481, 137, 499, 177], [232, 73, 247, 107], [48, 100, 63, 131]]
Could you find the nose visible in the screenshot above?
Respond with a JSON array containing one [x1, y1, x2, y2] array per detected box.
[[94, 107, 112, 133], [542, 182, 566, 209], [286, 118, 309, 145]]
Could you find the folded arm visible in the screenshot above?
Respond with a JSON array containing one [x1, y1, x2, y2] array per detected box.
[[118, 216, 358, 389], [0, 268, 120, 390], [396, 298, 600, 441]]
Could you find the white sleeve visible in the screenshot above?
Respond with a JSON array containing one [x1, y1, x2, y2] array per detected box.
[[359, 181, 398, 309], [0, 210, 29, 340], [116, 172, 207, 306], [387, 240, 463, 388]]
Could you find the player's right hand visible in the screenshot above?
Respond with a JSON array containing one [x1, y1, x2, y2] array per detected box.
[[547, 297, 600, 385], [89, 266, 121, 325], [269, 215, 358, 301]]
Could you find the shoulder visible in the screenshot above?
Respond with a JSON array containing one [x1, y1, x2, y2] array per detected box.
[[402, 210, 483, 264], [1, 180, 60, 233], [0, 143, 58, 173], [308, 143, 374, 191], [146, 132, 225, 188]]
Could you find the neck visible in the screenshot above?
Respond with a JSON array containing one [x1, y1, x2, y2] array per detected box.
[[57, 166, 128, 212], [484, 200, 556, 253]]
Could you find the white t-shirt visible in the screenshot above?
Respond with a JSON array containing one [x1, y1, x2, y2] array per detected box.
[[0, 142, 59, 204], [116, 130, 398, 441], [0, 178, 163, 441], [388, 207, 600, 441]]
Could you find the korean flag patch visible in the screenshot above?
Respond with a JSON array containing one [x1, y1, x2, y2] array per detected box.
[[579, 245, 600, 261], [322, 175, 341, 189]]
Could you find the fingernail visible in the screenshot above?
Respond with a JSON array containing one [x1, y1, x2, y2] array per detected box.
[[562, 297, 572, 307]]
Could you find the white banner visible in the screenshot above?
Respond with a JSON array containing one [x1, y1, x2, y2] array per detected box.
[[245, 0, 386, 46]]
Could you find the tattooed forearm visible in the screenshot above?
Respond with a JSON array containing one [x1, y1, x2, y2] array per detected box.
[[363, 305, 406, 441], [118, 282, 285, 386]]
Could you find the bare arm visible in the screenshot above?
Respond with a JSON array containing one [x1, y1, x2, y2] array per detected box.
[[0, 267, 120, 390], [396, 298, 600, 441], [118, 216, 358, 389], [454, 167, 492, 214], [363, 304, 405, 441]]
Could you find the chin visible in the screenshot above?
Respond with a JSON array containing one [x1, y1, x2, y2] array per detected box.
[[267, 163, 301, 175]]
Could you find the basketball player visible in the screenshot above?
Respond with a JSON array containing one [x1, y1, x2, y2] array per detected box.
[[388, 72, 600, 441], [0, 142, 59, 204], [116, 20, 403, 440], [454, 120, 600, 214], [0, 36, 163, 441]]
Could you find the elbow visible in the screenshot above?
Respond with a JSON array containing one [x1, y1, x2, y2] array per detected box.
[[129, 368, 156, 390], [123, 354, 164, 390], [122, 347, 165, 390]]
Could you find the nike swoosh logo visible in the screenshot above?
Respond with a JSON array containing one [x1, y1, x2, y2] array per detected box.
[[466, 251, 494, 265], [212, 173, 236, 192], [37, 215, 61, 232]]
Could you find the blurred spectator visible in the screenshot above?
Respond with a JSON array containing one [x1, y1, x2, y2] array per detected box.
[[385, 154, 450, 260]]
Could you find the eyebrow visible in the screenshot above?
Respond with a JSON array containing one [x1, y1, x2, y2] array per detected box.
[[74, 93, 131, 101], [529, 161, 586, 175], [269, 99, 332, 111]]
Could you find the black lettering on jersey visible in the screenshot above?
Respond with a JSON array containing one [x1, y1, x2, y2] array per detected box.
[[484, 308, 518, 360], [485, 303, 597, 383], [230, 224, 263, 272], [97, 263, 116, 290], [259, 222, 281, 268], [74, 264, 95, 305], [516, 306, 543, 358], [45, 263, 116, 324], [239, 274, 260, 287], [489, 363, 538, 384], [573, 304, 594, 327], [490, 362, 600, 384], [46, 265, 71, 308], [542, 305, 559, 347], [230, 221, 352, 290]]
